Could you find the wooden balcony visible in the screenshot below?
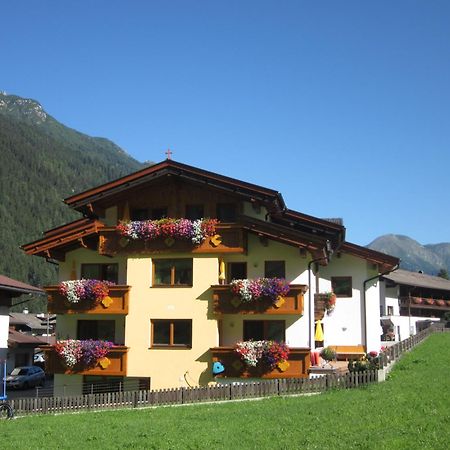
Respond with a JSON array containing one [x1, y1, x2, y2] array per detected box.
[[42, 345, 128, 376], [211, 347, 311, 379], [45, 285, 130, 315], [399, 296, 450, 311], [212, 284, 307, 315], [98, 224, 246, 256]]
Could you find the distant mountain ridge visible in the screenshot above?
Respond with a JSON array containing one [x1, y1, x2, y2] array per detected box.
[[367, 234, 450, 276], [0, 92, 147, 310]]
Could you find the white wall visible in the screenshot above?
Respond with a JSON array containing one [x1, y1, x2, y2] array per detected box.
[[318, 253, 381, 352]]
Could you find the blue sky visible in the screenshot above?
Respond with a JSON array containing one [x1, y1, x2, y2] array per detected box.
[[2, 1, 449, 246]]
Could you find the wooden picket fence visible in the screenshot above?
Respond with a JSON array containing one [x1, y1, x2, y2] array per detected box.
[[7, 324, 448, 417]]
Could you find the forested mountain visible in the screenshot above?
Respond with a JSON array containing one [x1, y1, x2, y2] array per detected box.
[[367, 234, 450, 276], [0, 92, 146, 311]]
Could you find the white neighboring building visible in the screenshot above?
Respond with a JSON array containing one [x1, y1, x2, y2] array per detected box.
[[380, 269, 450, 341]]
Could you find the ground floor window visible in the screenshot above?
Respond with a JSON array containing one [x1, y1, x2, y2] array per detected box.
[[151, 319, 192, 348], [243, 320, 285, 342]]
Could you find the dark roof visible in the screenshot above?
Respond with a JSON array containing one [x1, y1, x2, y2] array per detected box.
[[0, 275, 44, 295], [64, 159, 286, 213], [8, 329, 49, 346], [9, 313, 55, 330], [383, 269, 450, 292], [339, 242, 399, 271]]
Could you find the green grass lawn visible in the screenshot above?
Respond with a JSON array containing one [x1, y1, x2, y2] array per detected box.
[[1, 333, 449, 449]]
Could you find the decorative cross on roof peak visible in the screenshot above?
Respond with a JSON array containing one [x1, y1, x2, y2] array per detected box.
[[165, 148, 173, 160]]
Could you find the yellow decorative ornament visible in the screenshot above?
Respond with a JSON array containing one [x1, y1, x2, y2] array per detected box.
[[101, 296, 113, 308], [99, 357, 111, 369], [274, 296, 285, 308], [210, 234, 222, 247], [164, 237, 175, 247], [277, 361, 290, 372]]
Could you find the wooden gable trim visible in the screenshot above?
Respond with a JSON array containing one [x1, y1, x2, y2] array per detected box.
[[64, 160, 286, 213], [21, 219, 104, 259], [340, 242, 399, 270]]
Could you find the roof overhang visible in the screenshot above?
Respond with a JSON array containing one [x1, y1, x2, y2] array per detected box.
[[21, 219, 104, 261], [340, 242, 399, 272], [64, 160, 286, 215]]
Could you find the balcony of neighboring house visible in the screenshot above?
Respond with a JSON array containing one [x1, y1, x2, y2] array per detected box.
[[45, 285, 130, 315], [212, 284, 307, 315], [42, 345, 128, 377], [98, 222, 246, 257], [399, 296, 450, 319]]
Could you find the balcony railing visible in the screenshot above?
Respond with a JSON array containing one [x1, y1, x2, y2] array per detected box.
[[399, 296, 450, 310], [45, 285, 130, 314], [212, 284, 307, 315], [42, 345, 128, 376], [211, 347, 311, 379], [98, 224, 246, 256]]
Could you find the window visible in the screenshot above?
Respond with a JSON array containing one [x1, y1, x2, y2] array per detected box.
[[331, 277, 352, 297], [131, 208, 149, 221], [227, 262, 247, 282], [151, 207, 168, 220], [77, 320, 115, 341], [81, 263, 119, 283], [216, 203, 237, 222], [185, 204, 204, 220], [243, 320, 285, 342], [151, 320, 192, 348], [264, 261, 286, 278], [387, 306, 394, 315], [152, 259, 193, 286]]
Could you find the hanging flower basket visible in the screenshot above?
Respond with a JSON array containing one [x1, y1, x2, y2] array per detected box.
[[59, 279, 114, 304], [230, 278, 290, 304], [412, 297, 423, 305], [116, 218, 218, 245], [322, 292, 337, 314], [435, 299, 446, 307], [425, 298, 435, 306]]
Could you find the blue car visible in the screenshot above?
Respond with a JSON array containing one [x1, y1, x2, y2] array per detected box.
[[6, 366, 45, 390]]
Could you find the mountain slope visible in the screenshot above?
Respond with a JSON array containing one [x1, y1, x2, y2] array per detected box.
[[0, 92, 146, 309], [367, 234, 450, 275]]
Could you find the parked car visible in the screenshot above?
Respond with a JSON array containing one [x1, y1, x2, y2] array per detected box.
[[5, 366, 45, 390]]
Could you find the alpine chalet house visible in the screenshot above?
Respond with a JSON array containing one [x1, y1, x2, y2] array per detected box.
[[22, 159, 398, 394]]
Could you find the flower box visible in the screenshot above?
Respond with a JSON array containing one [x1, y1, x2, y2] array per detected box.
[[211, 346, 311, 379], [45, 285, 130, 314], [212, 284, 307, 315], [42, 344, 128, 376], [99, 224, 246, 256]]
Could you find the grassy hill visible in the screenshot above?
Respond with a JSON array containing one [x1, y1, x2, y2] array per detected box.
[[0, 92, 146, 311], [0, 332, 448, 448]]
